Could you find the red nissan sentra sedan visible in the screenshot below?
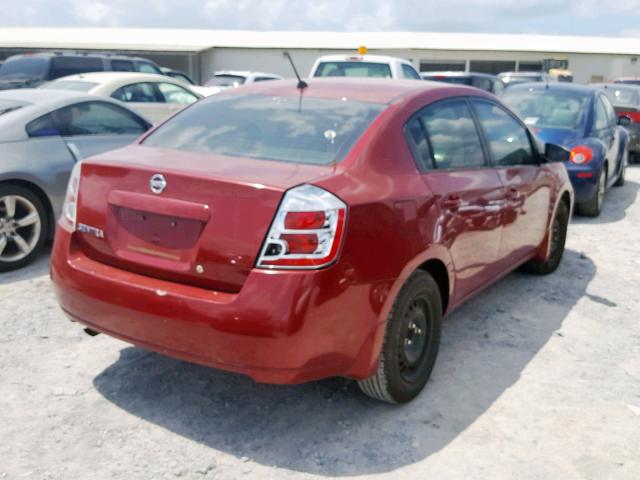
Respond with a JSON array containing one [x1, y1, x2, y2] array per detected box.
[[51, 78, 573, 404]]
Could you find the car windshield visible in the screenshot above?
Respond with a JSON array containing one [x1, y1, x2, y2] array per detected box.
[[206, 75, 246, 87], [0, 58, 48, 81], [503, 89, 591, 130], [40, 80, 98, 92], [143, 94, 385, 165], [314, 62, 392, 78], [602, 86, 639, 106]]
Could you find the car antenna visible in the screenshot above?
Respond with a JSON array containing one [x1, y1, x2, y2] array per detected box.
[[283, 51, 308, 90]]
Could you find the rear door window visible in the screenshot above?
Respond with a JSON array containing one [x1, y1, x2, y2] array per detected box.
[[471, 77, 492, 92], [471, 99, 535, 166], [49, 57, 104, 79], [156, 82, 199, 104], [594, 97, 609, 131], [43, 101, 149, 136], [136, 62, 161, 74], [414, 99, 486, 169], [111, 60, 135, 72], [26, 113, 61, 137], [142, 94, 385, 165], [600, 95, 618, 128], [112, 83, 159, 103]]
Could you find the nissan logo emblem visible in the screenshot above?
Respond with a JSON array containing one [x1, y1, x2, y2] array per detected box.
[[150, 174, 167, 194]]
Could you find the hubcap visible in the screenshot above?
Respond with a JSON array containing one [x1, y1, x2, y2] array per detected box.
[[398, 299, 432, 383], [0, 195, 41, 263]]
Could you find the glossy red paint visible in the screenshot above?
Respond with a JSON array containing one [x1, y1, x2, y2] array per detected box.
[[51, 78, 573, 384]]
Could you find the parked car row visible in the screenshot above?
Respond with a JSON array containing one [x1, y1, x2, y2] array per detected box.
[[0, 49, 632, 406]]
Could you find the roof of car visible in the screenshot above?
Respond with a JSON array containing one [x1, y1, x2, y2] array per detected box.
[[213, 70, 281, 78], [499, 71, 544, 77], [0, 88, 93, 104], [314, 54, 411, 65], [504, 82, 597, 95], [421, 71, 499, 79], [218, 77, 478, 104], [51, 71, 170, 83], [4, 52, 152, 62]]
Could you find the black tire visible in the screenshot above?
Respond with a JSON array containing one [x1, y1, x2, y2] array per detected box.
[[614, 150, 627, 187], [358, 271, 442, 404], [521, 200, 569, 275], [0, 184, 48, 272], [576, 168, 605, 217]]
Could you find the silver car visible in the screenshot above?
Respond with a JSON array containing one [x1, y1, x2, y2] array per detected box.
[[0, 89, 151, 271]]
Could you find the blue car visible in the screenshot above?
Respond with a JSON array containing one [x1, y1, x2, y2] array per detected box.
[[503, 83, 629, 217]]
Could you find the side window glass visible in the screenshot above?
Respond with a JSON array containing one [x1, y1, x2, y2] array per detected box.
[[472, 100, 535, 166], [402, 64, 422, 80], [492, 81, 505, 96], [404, 117, 432, 170], [137, 62, 161, 74], [48, 102, 149, 136], [471, 77, 492, 92], [26, 113, 61, 138], [594, 98, 609, 130], [601, 96, 617, 128], [112, 83, 158, 103], [157, 83, 199, 104], [418, 99, 486, 169], [111, 60, 135, 72]]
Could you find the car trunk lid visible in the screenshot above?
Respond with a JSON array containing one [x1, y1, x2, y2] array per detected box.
[[75, 145, 335, 292]]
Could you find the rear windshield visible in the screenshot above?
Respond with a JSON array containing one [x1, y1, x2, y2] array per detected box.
[[40, 80, 98, 92], [602, 86, 639, 106], [422, 75, 471, 85], [502, 89, 590, 130], [0, 58, 48, 81], [314, 62, 392, 78], [206, 75, 246, 87], [143, 94, 385, 165]]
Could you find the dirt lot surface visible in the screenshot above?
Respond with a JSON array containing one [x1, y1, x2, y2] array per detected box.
[[1, 167, 639, 480]]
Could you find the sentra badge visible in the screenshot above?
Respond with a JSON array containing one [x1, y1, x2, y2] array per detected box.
[[77, 223, 104, 239]]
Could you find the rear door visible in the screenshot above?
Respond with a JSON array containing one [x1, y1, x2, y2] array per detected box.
[[470, 98, 551, 267], [406, 98, 506, 302], [593, 94, 618, 183]]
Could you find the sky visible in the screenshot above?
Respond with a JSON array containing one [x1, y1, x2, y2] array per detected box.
[[2, 0, 640, 37]]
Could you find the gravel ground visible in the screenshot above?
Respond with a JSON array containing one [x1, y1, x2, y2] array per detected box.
[[1, 167, 639, 480]]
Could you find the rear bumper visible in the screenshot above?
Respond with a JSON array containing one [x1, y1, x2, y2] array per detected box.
[[565, 164, 599, 203], [50, 228, 387, 384]]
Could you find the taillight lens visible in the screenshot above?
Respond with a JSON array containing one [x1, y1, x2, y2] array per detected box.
[[569, 146, 593, 165], [618, 111, 640, 123], [257, 184, 347, 269], [60, 162, 82, 232]]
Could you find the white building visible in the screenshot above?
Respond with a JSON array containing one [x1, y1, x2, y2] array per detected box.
[[1, 28, 640, 84]]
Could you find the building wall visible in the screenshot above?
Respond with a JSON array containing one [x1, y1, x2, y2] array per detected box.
[[198, 47, 640, 84]]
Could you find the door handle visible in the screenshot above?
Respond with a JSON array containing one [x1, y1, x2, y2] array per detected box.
[[442, 194, 461, 210]]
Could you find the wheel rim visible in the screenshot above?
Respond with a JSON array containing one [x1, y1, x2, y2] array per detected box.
[[0, 195, 41, 263], [397, 298, 433, 383], [596, 171, 606, 210]]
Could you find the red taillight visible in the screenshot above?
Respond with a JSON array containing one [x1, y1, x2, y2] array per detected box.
[[570, 146, 593, 165], [618, 111, 640, 123], [257, 185, 347, 269], [284, 211, 326, 230], [60, 162, 82, 232]]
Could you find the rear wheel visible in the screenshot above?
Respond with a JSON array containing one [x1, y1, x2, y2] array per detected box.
[[576, 168, 605, 217], [358, 271, 442, 404], [522, 200, 569, 275], [0, 185, 48, 272], [614, 150, 627, 187]]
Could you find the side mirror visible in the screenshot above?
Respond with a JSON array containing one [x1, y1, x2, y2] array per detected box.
[[618, 115, 632, 127], [544, 143, 570, 163]]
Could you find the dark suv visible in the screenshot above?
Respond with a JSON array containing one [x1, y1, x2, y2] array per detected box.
[[0, 52, 163, 90]]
